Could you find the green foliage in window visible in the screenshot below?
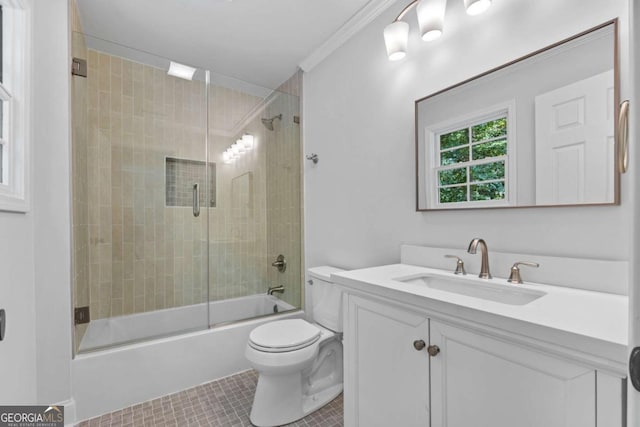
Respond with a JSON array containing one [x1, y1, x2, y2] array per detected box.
[[440, 129, 468, 150], [472, 139, 507, 160], [439, 167, 467, 186], [472, 117, 507, 142], [436, 115, 509, 204], [471, 182, 505, 201], [440, 147, 469, 166], [440, 186, 467, 203], [470, 161, 505, 182]]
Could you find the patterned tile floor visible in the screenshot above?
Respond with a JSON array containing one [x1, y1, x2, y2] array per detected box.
[[76, 370, 343, 427]]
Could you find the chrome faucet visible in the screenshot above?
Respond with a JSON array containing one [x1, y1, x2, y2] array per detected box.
[[267, 285, 285, 296], [467, 238, 492, 279]]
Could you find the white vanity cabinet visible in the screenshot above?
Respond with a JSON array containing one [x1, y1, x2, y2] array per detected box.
[[430, 320, 596, 427], [343, 292, 626, 427], [344, 295, 430, 427]]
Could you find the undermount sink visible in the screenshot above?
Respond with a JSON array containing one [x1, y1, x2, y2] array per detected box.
[[393, 274, 546, 306]]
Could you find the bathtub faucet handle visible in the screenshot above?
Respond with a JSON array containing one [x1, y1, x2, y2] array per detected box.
[[271, 255, 287, 273], [267, 285, 285, 296]]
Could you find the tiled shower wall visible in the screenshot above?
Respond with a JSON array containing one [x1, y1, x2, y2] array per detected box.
[[71, 35, 302, 349], [84, 48, 210, 323]]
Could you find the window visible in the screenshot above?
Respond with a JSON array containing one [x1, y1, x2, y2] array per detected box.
[[0, 1, 29, 212], [427, 103, 516, 208]]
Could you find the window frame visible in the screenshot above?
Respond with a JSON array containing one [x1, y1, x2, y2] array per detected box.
[[0, 0, 30, 213], [425, 101, 517, 209]]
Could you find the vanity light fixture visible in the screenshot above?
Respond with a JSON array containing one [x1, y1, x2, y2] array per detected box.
[[234, 139, 246, 153], [242, 134, 254, 150], [222, 150, 233, 164], [223, 134, 255, 164], [167, 61, 197, 80], [384, 0, 492, 61]]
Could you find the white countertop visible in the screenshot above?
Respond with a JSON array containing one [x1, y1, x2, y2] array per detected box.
[[332, 263, 629, 372]]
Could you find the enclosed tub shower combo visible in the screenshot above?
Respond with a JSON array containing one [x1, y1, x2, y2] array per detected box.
[[70, 31, 305, 419]]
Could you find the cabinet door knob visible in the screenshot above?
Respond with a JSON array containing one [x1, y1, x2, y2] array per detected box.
[[427, 345, 440, 357], [413, 340, 426, 351]]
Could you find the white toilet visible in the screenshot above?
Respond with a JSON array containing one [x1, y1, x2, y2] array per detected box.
[[245, 266, 345, 427]]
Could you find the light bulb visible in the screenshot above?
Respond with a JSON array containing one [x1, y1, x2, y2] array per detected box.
[[222, 151, 233, 164], [242, 134, 254, 150], [417, 0, 446, 42], [383, 21, 409, 61], [464, 0, 491, 16]]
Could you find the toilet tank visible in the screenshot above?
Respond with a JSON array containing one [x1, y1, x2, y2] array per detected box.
[[308, 266, 346, 332]]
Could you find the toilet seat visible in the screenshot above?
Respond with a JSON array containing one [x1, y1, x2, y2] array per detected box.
[[249, 319, 321, 353]]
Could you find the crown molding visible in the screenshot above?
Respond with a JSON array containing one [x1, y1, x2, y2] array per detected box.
[[298, 0, 398, 72]]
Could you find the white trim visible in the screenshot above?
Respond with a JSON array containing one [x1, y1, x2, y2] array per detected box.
[[0, 89, 11, 186], [424, 100, 517, 209], [298, 0, 397, 72], [59, 398, 77, 427], [0, 82, 11, 100], [0, 0, 30, 212]]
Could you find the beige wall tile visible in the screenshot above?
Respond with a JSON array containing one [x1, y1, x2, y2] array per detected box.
[[73, 48, 302, 344]]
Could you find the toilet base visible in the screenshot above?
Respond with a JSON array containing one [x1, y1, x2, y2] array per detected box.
[[302, 383, 342, 417], [249, 337, 343, 427], [249, 372, 342, 427], [250, 371, 305, 427]]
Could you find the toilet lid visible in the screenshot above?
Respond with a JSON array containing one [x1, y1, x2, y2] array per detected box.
[[249, 319, 321, 352]]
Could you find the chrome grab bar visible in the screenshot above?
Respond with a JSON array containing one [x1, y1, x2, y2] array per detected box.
[[193, 183, 200, 217]]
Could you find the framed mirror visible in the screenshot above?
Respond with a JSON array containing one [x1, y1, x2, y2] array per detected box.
[[416, 20, 619, 211]]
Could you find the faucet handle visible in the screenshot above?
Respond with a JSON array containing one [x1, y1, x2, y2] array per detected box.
[[507, 261, 540, 284], [444, 255, 466, 275]]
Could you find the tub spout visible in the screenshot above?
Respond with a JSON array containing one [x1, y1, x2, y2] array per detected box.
[[267, 285, 285, 296]]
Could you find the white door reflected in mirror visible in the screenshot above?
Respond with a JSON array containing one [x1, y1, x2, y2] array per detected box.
[[534, 70, 614, 205]]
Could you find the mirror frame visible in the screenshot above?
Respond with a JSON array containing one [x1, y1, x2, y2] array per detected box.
[[415, 19, 620, 212]]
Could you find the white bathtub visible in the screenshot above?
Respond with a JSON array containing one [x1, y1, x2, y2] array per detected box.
[[72, 294, 302, 423], [79, 294, 295, 352]]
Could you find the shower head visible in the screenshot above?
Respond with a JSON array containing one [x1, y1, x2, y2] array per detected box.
[[261, 114, 282, 131]]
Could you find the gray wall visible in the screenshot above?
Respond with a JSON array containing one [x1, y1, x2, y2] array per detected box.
[[33, 0, 73, 406]]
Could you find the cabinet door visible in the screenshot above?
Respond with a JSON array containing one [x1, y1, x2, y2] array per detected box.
[[344, 295, 430, 427], [430, 320, 596, 427]]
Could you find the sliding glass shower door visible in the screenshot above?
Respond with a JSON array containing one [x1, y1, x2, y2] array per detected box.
[[71, 31, 303, 354], [207, 73, 303, 324]]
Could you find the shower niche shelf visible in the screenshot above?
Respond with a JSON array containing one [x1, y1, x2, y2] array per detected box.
[[165, 157, 216, 208]]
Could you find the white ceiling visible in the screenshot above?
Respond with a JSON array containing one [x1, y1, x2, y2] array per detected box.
[[76, 0, 377, 90]]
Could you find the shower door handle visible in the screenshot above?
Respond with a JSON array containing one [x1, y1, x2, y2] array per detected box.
[[193, 183, 200, 217]]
